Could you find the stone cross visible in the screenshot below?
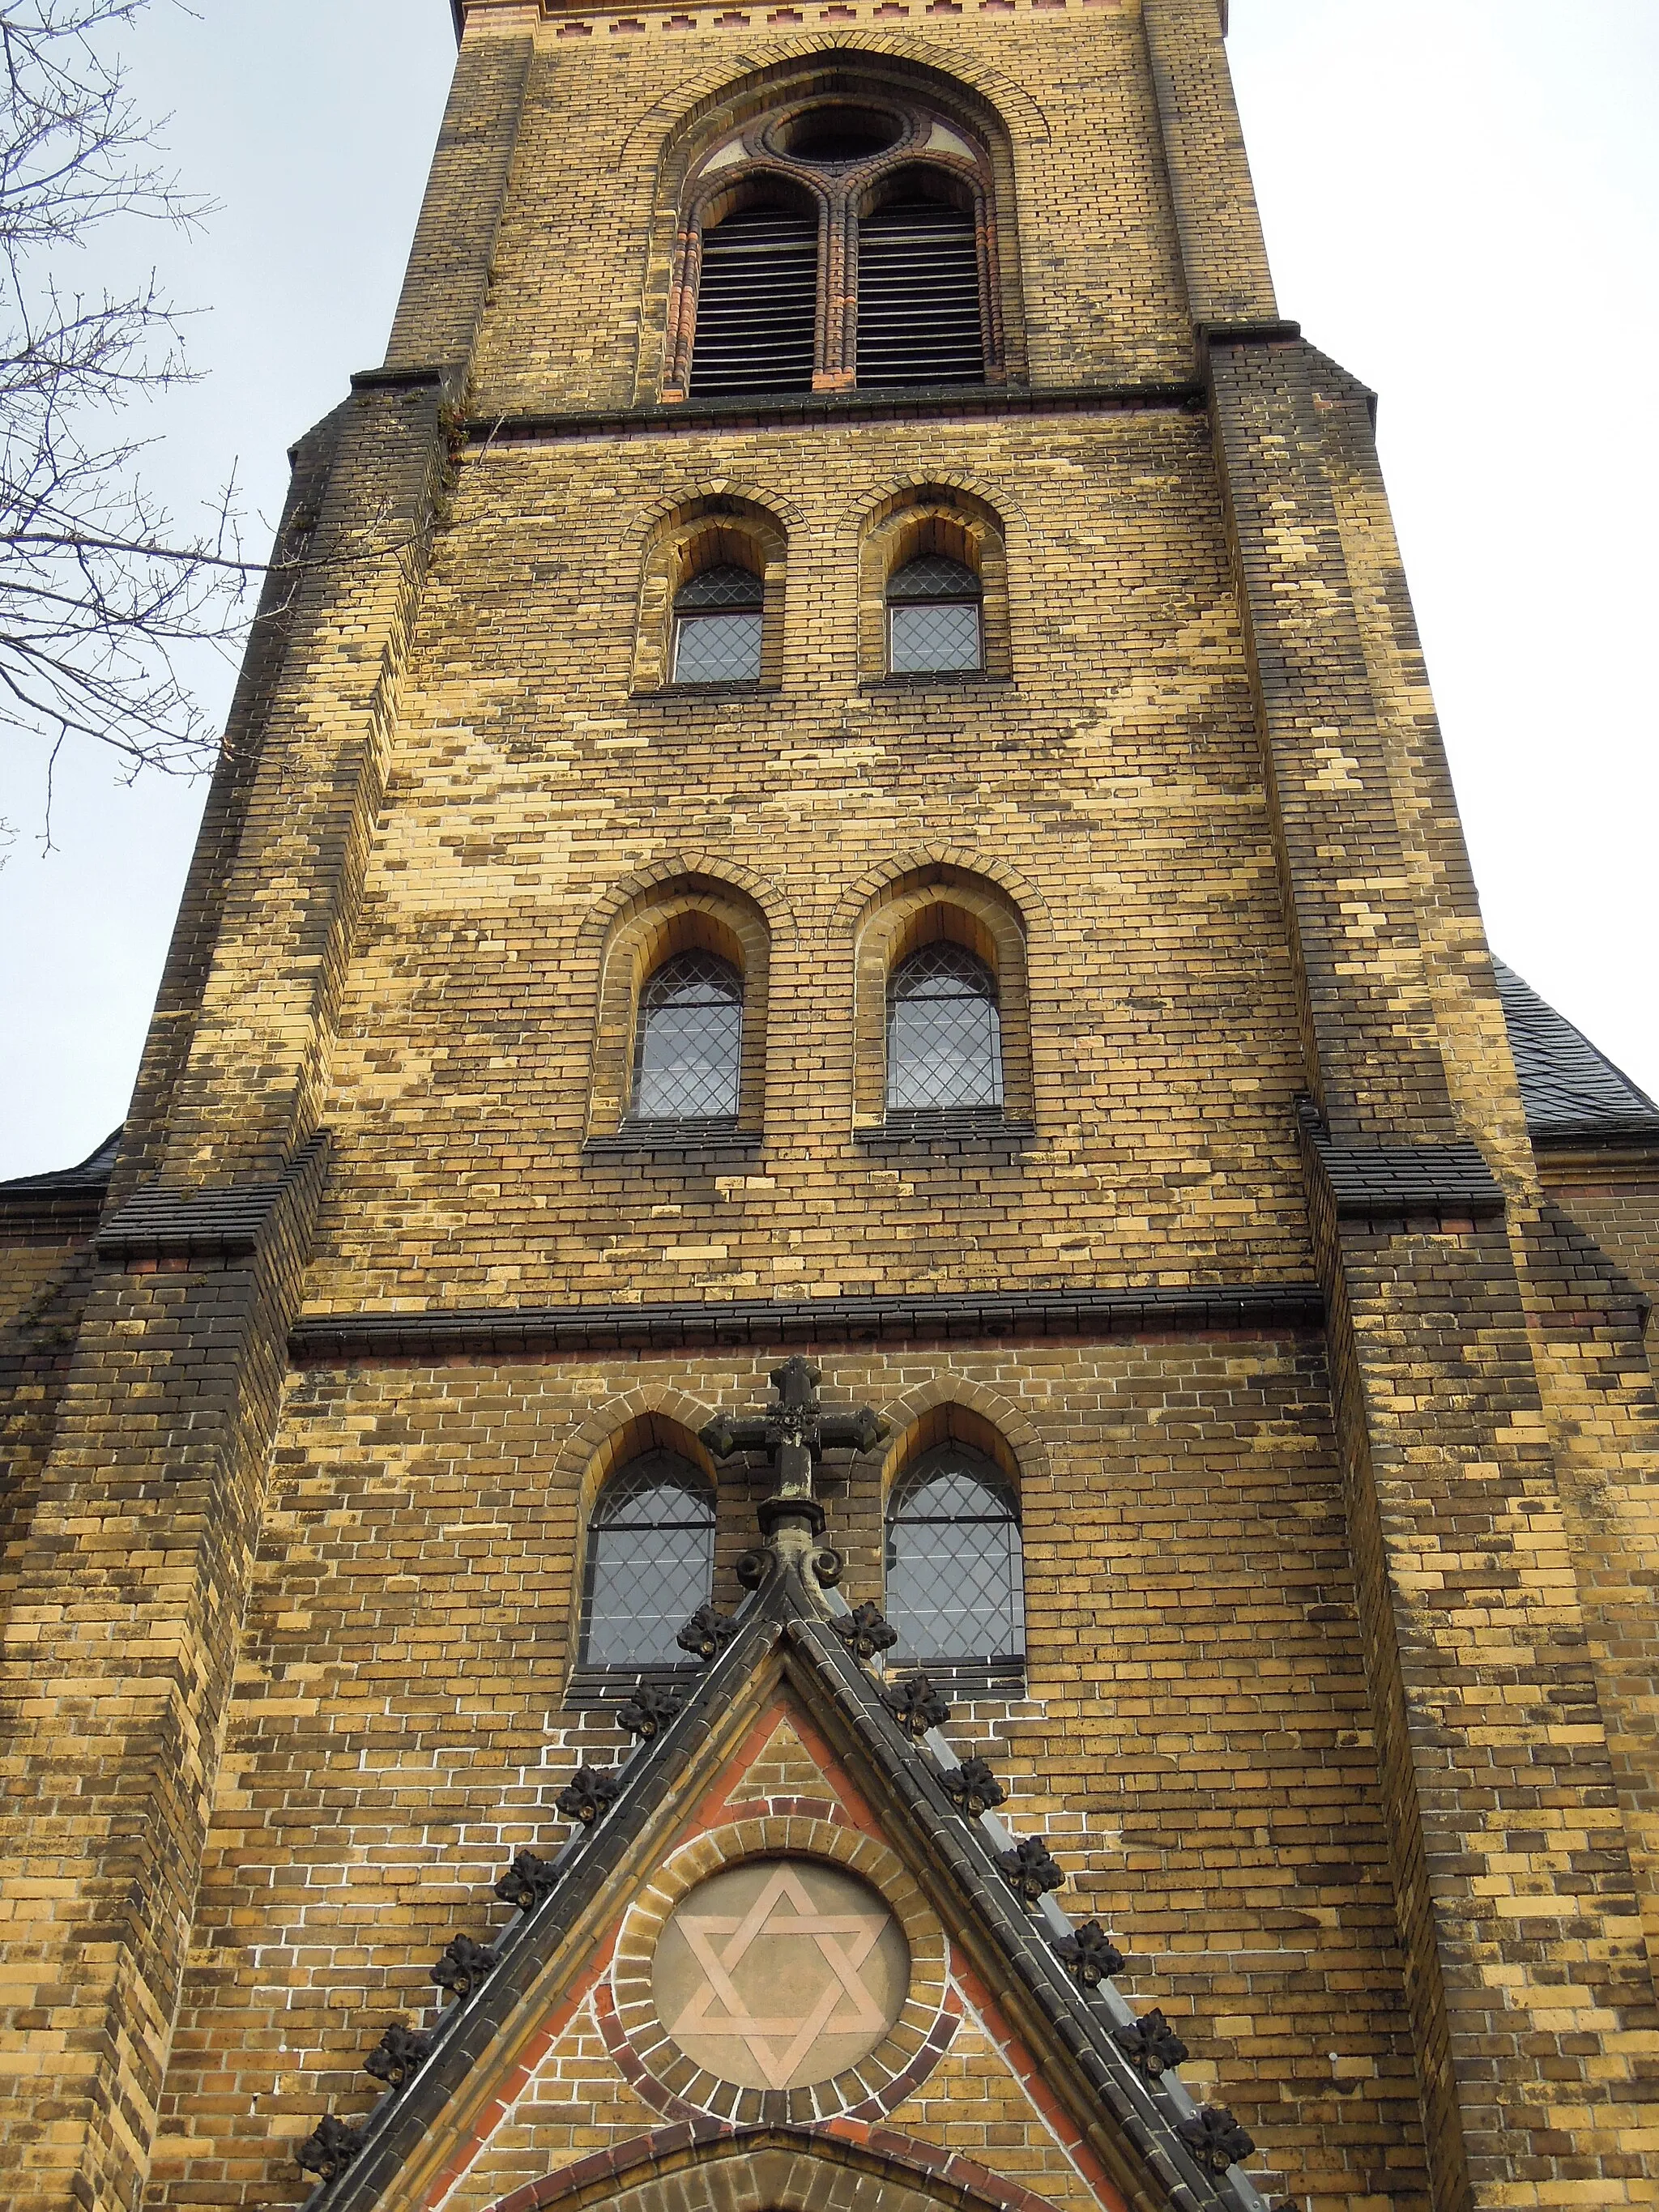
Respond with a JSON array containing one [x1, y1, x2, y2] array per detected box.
[[700, 1356, 889, 1541]]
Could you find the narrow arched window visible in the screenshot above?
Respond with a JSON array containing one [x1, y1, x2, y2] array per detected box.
[[631, 950, 743, 1122], [857, 190, 983, 388], [673, 563, 764, 684], [689, 202, 819, 397], [582, 1451, 715, 1669], [887, 554, 983, 675], [885, 1445, 1024, 1669], [887, 942, 1003, 1113]]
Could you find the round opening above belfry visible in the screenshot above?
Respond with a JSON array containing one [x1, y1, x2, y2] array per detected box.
[[775, 104, 905, 164]]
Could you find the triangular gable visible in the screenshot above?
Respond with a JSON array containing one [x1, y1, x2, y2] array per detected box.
[[293, 1565, 1271, 2212]]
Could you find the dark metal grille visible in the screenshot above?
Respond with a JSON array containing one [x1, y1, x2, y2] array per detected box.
[[631, 950, 743, 1121], [689, 207, 819, 396], [885, 1445, 1025, 1665], [888, 556, 983, 673], [856, 201, 984, 387], [886, 942, 1003, 1111], [581, 1451, 715, 1669]]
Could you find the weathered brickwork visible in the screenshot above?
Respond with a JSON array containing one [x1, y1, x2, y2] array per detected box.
[[143, 1340, 1430, 2212], [3, 3, 1658, 2211]]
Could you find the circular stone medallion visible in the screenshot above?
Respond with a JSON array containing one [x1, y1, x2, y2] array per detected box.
[[650, 1856, 911, 2091]]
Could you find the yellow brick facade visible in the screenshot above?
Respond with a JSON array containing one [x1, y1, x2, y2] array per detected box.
[[3, 5, 1658, 2212]]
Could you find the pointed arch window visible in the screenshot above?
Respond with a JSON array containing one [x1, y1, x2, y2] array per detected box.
[[631, 950, 743, 1122], [672, 562, 764, 684], [885, 1444, 1025, 1669], [582, 1451, 716, 1670], [887, 553, 983, 674], [887, 942, 1003, 1113]]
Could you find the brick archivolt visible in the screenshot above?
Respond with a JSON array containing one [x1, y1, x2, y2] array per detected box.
[[851, 863, 1033, 1126], [864, 1375, 1050, 1498], [632, 495, 790, 693], [586, 877, 774, 1138], [856, 485, 1013, 680]]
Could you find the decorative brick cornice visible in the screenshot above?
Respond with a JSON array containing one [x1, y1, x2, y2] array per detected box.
[[462, 381, 1203, 450], [1296, 1101, 1504, 1230], [288, 1281, 1323, 1365], [97, 1133, 332, 1268]]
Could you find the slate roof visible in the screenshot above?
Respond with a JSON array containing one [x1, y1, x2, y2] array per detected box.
[[296, 1559, 1273, 2212], [0, 1125, 121, 1197], [1494, 963, 1659, 1141]]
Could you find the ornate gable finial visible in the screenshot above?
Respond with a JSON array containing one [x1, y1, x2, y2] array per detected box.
[[701, 1357, 889, 1574]]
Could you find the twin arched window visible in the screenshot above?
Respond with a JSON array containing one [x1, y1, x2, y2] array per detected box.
[[671, 97, 1000, 402], [578, 1439, 1022, 1677], [623, 936, 1004, 1127]]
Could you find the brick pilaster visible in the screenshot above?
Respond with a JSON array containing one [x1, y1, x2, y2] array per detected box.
[[1214, 335, 1659, 2206]]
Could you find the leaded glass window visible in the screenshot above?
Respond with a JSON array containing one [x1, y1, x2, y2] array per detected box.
[[581, 1451, 716, 1669], [885, 1445, 1025, 1667], [631, 950, 743, 1121], [886, 941, 1002, 1112], [887, 553, 983, 675], [673, 562, 765, 684]]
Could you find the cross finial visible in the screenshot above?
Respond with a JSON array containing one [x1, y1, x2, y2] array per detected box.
[[701, 1357, 889, 1558]]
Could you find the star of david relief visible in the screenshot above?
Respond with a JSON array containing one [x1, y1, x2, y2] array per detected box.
[[650, 1858, 911, 2091]]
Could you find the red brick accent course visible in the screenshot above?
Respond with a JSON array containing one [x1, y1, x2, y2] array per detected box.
[[484, 2120, 1074, 2212]]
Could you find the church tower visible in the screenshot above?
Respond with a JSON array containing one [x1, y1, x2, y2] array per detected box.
[[5, 5, 1659, 2211]]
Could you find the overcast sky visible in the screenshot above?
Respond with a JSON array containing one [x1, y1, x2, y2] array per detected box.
[[0, 0, 1653, 1178]]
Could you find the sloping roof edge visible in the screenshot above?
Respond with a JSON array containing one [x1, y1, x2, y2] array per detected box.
[[296, 1564, 1271, 2212], [1494, 961, 1659, 1141]]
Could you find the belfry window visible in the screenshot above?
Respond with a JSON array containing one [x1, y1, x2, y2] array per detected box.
[[887, 941, 1003, 1113], [689, 202, 819, 398], [667, 95, 1007, 403], [581, 1452, 715, 1670], [856, 193, 984, 388], [672, 563, 765, 684], [885, 1444, 1025, 1669], [631, 950, 743, 1122], [887, 553, 983, 674]]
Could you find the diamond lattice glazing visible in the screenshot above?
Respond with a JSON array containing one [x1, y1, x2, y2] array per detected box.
[[886, 943, 1002, 1110], [889, 600, 982, 674], [885, 1447, 1025, 1664], [674, 610, 764, 683], [632, 951, 743, 1119], [582, 1452, 716, 1668]]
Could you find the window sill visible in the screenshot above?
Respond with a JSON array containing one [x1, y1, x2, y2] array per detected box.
[[633, 680, 775, 701], [856, 1110, 1035, 1148], [859, 671, 1012, 692], [882, 1659, 1027, 1697], [565, 1662, 702, 1709], [586, 1117, 761, 1161]]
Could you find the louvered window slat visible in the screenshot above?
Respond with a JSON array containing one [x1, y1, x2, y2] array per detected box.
[[689, 210, 818, 397], [856, 204, 985, 387]]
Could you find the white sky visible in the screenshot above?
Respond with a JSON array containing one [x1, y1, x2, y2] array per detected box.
[[0, 0, 1653, 1178]]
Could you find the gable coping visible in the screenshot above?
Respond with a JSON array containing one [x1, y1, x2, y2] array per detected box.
[[293, 1563, 1272, 2212]]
